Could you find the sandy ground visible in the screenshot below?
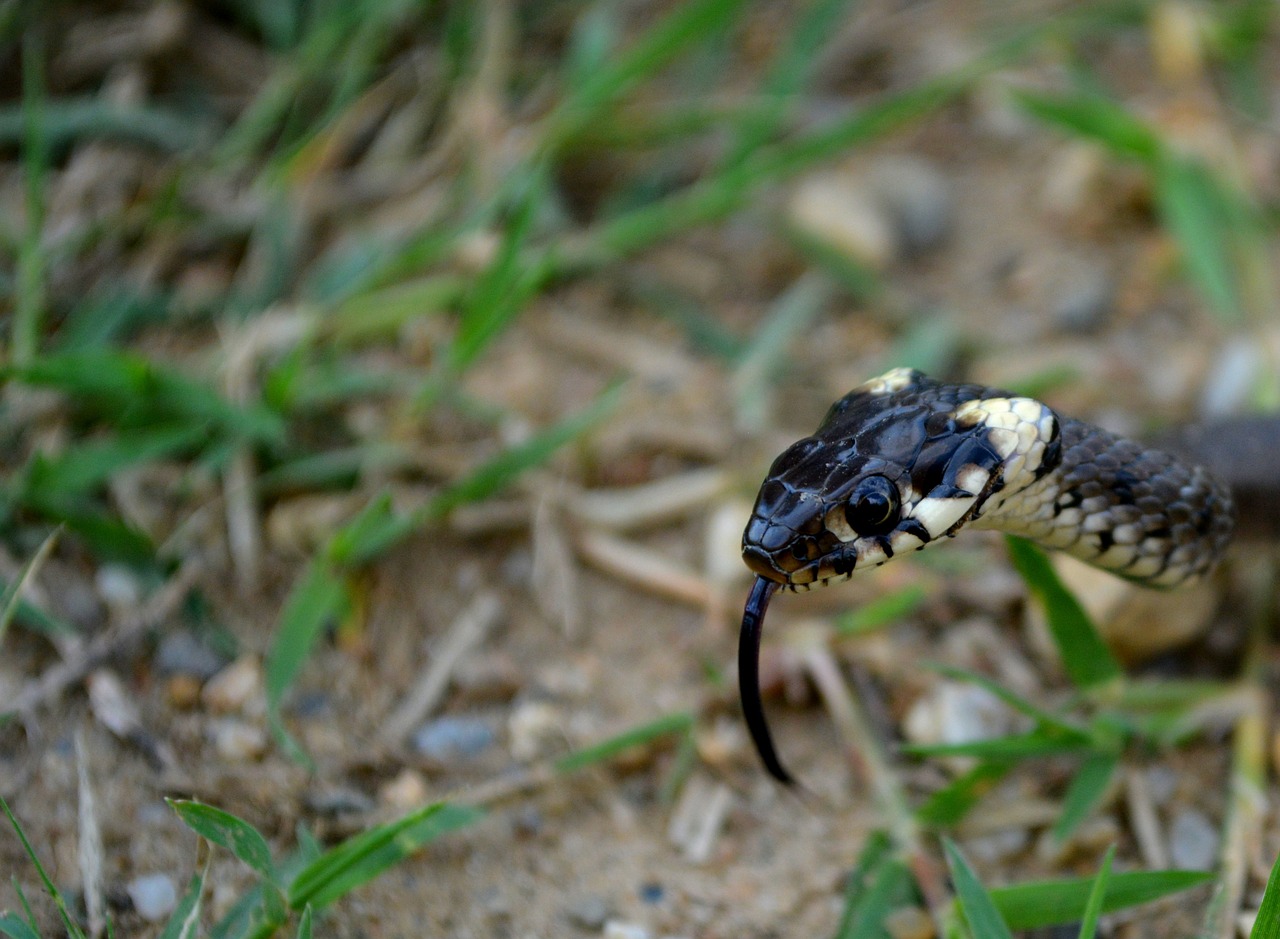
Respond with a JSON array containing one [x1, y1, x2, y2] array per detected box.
[[2, 2, 1279, 937]]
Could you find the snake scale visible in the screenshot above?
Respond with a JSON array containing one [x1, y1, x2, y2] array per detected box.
[[739, 367, 1241, 784]]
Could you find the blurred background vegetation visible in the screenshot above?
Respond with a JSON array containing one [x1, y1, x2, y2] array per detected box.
[[1, 0, 1279, 936]]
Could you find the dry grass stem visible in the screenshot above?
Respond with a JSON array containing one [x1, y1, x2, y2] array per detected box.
[[1125, 767, 1170, 869], [532, 495, 582, 638], [802, 645, 949, 921], [565, 468, 730, 530], [576, 529, 711, 607], [224, 447, 262, 594], [667, 773, 734, 864], [380, 591, 503, 746], [534, 309, 699, 384], [11, 559, 203, 716], [75, 728, 106, 939], [957, 797, 1066, 836]]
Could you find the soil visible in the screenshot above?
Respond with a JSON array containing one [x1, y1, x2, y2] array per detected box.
[[1, 2, 1278, 938]]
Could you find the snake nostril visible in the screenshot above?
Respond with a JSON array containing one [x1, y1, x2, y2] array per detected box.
[[789, 540, 810, 561]]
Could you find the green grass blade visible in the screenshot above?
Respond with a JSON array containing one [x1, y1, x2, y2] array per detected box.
[[23, 425, 207, 499], [731, 273, 833, 430], [1012, 89, 1162, 163], [447, 173, 549, 376], [6, 350, 286, 445], [264, 557, 350, 749], [570, 77, 965, 270], [295, 905, 313, 939], [1077, 845, 1115, 939], [10, 883, 37, 937], [14, 23, 47, 367], [0, 526, 58, 650], [1004, 537, 1122, 689], [1250, 849, 1280, 939], [625, 278, 746, 360], [914, 761, 1013, 828], [833, 830, 915, 939], [1053, 753, 1120, 845], [562, 1, 620, 89], [287, 802, 483, 910], [0, 794, 88, 939], [330, 382, 624, 567], [553, 711, 695, 774], [0, 914, 41, 939], [17, 501, 155, 566], [926, 663, 1090, 737], [0, 594, 78, 639], [327, 275, 464, 345], [991, 869, 1214, 929], [1154, 156, 1249, 323], [167, 801, 282, 888], [264, 384, 623, 759], [156, 866, 208, 939], [944, 837, 1015, 939], [412, 381, 626, 526], [723, 0, 858, 166], [834, 584, 928, 637], [903, 730, 1095, 761], [543, 0, 748, 148], [0, 98, 210, 153], [324, 493, 402, 566], [209, 883, 269, 939]]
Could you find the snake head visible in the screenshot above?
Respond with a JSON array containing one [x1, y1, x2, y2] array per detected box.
[[741, 368, 1062, 591]]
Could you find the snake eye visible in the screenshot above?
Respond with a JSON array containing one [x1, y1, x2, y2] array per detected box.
[[843, 475, 900, 536]]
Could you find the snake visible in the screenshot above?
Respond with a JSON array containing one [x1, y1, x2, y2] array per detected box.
[[738, 367, 1243, 784]]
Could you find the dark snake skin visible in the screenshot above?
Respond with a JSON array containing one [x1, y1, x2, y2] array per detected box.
[[738, 369, 1241, 784]]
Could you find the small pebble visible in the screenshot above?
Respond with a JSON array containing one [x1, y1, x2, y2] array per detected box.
[[565, 894, 613, 931], [1052, 264, 1114, 334], [1169, 808, 1219, 870], [1200, 337, 1262, 417], [306, 787, 373, 815], [789, 172, 896, 269], [963, 828, 1031, 864], [379, 769, 429, 809], [694, 717, 745, 769], [866, 156, 953, 256], [638, 882, 664, 905], [511, 805, 545, 839], [884, 906, 936, 939], [96, 565, 143, 610], [1037, 815, 1121, 865], [412, 715, 497, 760], [210, 719, 267, 762], [452, 653, 524, 704], [603, 921, 649, 939], [165, 674, 203, 709], [508, 701, 563, 761], [475, 885, 508, 918], [127, 874, 177, 922], [156, 631, 229, 680], [903, 681, 1015, 749], [290, 690, 332, 718], [201, 656, 263, 715]]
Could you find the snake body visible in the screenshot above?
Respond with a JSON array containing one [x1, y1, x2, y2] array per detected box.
[[739, 367, 1237, 783]]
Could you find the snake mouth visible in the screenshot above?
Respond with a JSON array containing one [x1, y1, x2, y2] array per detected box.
[[741, 545, 789, 583]]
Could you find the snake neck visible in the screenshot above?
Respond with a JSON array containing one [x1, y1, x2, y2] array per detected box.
[[970, 416, 1235, 587]]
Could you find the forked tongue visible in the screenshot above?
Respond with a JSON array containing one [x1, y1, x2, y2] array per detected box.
[[738, 575, 796, 785]]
